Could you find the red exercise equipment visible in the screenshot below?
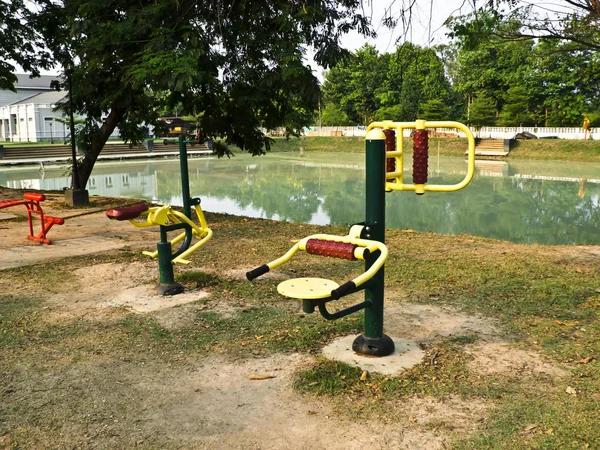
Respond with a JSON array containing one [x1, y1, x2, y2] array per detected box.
[[0, 192, 64, 244]]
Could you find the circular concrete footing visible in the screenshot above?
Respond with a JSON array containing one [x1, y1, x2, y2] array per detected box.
[[322, 334, 425, 376]]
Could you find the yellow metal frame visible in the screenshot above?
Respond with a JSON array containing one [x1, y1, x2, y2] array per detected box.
[[264, 225, 388, 300], [367, 119, 476, 194], [127, 204, 212, 265]]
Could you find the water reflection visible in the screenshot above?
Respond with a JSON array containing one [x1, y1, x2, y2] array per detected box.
[[1, 152, 599, 245]]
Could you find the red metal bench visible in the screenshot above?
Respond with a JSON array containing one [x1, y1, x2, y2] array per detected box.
[[0, 192, 64, 244]]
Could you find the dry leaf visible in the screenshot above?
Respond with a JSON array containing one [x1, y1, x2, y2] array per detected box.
[[248, 374, 275, 380], [565, 386, 577, 395], [360, 370, 369, 381], [554, 320, 579, 327], [408, 416, 417, 423], [576, 356, 595, 364], [595, 288, 600, 293], [545, 428, 553, 435], [519, 424, 539, 435]]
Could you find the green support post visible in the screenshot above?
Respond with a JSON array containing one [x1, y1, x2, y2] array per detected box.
[[178, 135, 192, 219], [156, 222, 184, 296], [352, 128, 395, 356], [153, 135, 190, 296]]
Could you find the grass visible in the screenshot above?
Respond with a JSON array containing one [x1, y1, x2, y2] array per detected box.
[[269, 136, 468, 156], [510, 138, 600, 162], [1, 212, 600, 447], [266, 136, 600, 162]]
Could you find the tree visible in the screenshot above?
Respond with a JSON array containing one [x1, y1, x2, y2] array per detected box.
[[449, 13, 535, 122], [321, 45, 389, 125], [321, 104, 350, 126], [469, 94, 496, 129], [6, 0, 374, 189], [377, 43, 452, 121], [499, 86, 529, 126], [420, 99, 451, 121], [0, 1, 53, 90]]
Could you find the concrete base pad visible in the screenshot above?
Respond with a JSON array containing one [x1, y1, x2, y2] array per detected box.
[[101, 284, 209, 313], [322, 334, 426, 376]]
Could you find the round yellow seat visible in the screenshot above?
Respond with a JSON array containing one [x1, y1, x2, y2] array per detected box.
[[277, 278, 339, 300]]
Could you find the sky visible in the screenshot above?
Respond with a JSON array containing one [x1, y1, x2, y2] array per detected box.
[[308, 0, 473, 80], [33, 0, 473, 79], [342, 0, 472, 53]]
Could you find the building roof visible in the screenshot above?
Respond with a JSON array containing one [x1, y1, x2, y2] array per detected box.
[[12, 91, 67, 106], [14, 74, 59, 90]]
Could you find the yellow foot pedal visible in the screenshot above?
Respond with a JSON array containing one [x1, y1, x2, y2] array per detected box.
[[277, 278, 339, 300]]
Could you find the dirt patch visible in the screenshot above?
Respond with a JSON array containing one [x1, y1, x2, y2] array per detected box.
[[546, 245, 600, 266], [42, 262, 205, 320], [401, 395, 489, 434], [4, 353, 467, 449], [384, 301, 502, 344], [465, 342, 569, 378]]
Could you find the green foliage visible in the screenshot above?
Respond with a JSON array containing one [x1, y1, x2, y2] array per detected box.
[[449, 11, 600, 128], [6, 0, 374, 188], [469, 94, 497, 128], [321, 103, 350, 126], [420, 99, 452, 121], [321, 44, 389, 125], [499, 86, 530, 126], [321, 43, 454, 125], [0, 1, 53, 90]]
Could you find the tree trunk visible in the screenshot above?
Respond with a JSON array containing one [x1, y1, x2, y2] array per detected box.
[[76, 106, 125, 188]]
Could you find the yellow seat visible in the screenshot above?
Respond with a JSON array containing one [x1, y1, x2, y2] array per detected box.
[[277, 278, 339, 300]]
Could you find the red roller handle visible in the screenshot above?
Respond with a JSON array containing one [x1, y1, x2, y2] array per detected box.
[[23, 192, 45, 202], [413, 129, 428, 185], [383, 129, 396, 181], [305, 239, 358, 261]]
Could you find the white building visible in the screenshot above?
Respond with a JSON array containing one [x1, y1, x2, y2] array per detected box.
[[0, 74, 69, 143], [0, 74, 122, 143]]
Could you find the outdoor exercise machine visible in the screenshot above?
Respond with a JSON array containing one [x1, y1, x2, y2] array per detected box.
[[247, 119, 475, 357], [106, 135, 212, 295], [0, 192, 64, 244]]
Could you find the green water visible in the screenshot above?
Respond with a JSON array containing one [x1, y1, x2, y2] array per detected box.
[[2, 151, 599, 245]]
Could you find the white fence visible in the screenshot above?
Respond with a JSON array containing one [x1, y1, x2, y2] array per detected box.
[[306, 126, 597, 140], [475, 126, 596, 140]]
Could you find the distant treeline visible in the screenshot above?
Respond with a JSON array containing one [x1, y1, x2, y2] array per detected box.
[[320, 14, 600, 130]]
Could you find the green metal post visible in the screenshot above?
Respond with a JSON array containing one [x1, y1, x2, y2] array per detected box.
[[155, 207, 184, 295], [179, 135, 192, 218], [352, 128, 395, 356]]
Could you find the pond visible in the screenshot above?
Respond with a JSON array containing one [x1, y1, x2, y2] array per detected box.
[[2, 151, 599, 245]]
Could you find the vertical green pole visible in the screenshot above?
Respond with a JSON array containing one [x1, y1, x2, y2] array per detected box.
[[352, 128, 395, 357], [156, 226, 184, 295], [157, 227, 175, 285], [179, 135, 191, 218]]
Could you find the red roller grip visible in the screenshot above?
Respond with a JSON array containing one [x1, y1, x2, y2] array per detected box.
[[383, 129, 396, 180], [305, 239, 358, 260], [413, 129, 428, 184]]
